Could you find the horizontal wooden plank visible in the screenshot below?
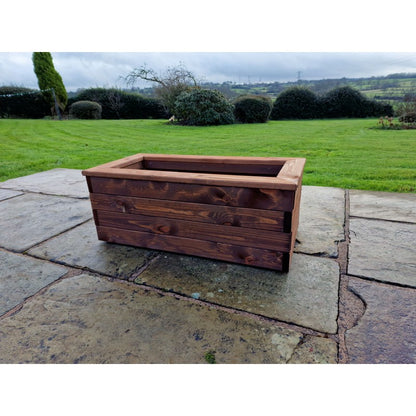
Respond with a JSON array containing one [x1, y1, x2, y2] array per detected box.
[[88, 177, 295, 211], [82, 154, 305, 190], [95, 210, 292, 252], [143, 159, 281, 176], [90, 193, 288, 232], [84, 167, 297, 190], [97, 225, 289, 271], [142, 154, 290, 165]]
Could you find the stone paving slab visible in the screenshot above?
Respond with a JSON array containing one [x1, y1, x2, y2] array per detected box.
[[0, 168, 89, 199], [349, 218, 416, 287], [28, 220, 156, 279], [0, 250, 67, 316], [0, 189, 23, 201], [346, 277, 416, 364], [0, 193, 92, 252], [136, 252, 340, 334], [0, 273, 337, 364], [350, 189, 416, 223], [295, 186, 345, 257], [287, 335, 337, 364]]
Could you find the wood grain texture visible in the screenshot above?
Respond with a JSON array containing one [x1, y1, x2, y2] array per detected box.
[[97, 225, 288, 271], [83, 153, 305, 271], [88, 177, 295, 211], [94, 210, 292, 252], [90, 193, 287, 232], [82, 154, 305, 190]]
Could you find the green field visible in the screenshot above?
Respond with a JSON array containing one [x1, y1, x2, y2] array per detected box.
[[1, 118, 415, 192]]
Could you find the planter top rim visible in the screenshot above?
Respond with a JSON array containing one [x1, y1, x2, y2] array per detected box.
[[82, 153, 306, 190]]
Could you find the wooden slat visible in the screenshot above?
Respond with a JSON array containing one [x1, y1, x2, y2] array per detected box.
[[95, 210, 292, 252], [97, 225, 288, 271], [142, 154, 290, 165], [84, 167, 297, 190], [278, 158, 306, 186], [88, 177, 295, 211], [82, 154, 305, 190], [90, 193, 287, 232]]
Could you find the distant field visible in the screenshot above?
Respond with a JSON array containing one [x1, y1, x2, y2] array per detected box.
[[1, 118, 415, 192]]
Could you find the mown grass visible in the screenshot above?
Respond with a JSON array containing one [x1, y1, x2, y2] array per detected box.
[[1, 118, 415, 192]]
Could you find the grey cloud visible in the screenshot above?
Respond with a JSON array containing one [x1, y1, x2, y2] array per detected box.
[[1, 52, 416, 92]]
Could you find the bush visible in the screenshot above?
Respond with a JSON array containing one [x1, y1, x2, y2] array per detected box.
[[72, 88, 166, 119], [0, 86, 50, 118], [270, 87, 319, 119], [174, 88, 235, 126], [69, 101, 102, 119], [234, 95, 272, 123], [396, 97, 416, 122], [399, 112, 416, 123], [321, 87, 394, 118]]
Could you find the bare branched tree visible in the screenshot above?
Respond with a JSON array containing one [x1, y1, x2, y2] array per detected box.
[[106, 89, 124, 119], [125, 62, 199, 115]]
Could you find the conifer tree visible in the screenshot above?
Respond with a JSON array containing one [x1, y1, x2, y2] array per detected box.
[[32, 52, 68, 114]]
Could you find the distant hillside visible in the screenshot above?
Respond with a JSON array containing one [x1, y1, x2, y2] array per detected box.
[[123, 72, 416, 108], [202, 73, 416, 107]]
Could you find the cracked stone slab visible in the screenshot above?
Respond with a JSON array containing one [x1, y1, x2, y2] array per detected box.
[[350, 190, 416, 223], [288, 335, 338, 364], [0, 169, 89, 199], [349, 218, 416, 287], [346, 277, 416, 363], [0, 273, 336, 363], [136, 252, 340, 334], [0, 189, 23, 201], [0, 193, 92, 252], [28, 220, 156, 279], [0, 250, 67, 316], [295, 186, 345, 257]]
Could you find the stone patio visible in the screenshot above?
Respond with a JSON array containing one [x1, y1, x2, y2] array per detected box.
[[0, 168, 415, 363]]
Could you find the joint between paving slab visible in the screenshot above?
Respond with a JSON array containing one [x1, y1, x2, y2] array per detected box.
[[128, 253, 162, 282], [336, 189, 352, 363], [349, 215, 416, 225], [0, 188, 89, 200], [21, 217, 93, 255], [132, 280, 334, 338], [346, 273, 416, 291], [0, 268, 85, 321]]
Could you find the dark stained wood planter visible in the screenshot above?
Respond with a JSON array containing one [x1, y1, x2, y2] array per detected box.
[[82, 154, 305, 272]]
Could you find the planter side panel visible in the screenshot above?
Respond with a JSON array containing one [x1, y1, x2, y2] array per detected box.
[[88, 177, 295, 211], [88, 176, 297, 271], [97, 226, 288, 271]]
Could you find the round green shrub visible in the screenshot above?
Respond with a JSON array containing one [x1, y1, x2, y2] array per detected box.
[[270, 87, 318, 119], [69, 100, 102, 119], [234, 95, 272, 123], [321, 86, 368, 118], [174, 88, 234, 126]]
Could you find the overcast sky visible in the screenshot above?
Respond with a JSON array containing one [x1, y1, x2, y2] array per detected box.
[[1, 1, 416, 91], [2, 52, 416, 92]]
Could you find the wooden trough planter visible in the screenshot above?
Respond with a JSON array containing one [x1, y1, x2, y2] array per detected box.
[[82, 154, 305, 272]]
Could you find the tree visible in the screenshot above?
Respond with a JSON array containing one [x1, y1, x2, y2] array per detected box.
[[32, 52, 68, 116], [125, 62, 199, 115]]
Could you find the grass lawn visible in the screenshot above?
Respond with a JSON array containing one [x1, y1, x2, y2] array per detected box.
[[1, 118, 415, 192]]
